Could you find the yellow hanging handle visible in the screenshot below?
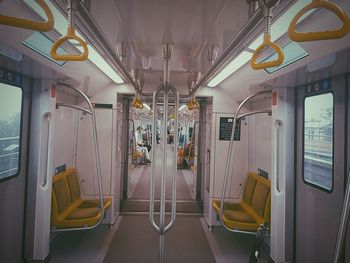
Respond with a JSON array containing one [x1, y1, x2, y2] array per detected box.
[[51, 26, 89, 61], [288, 0, 350, 42], [0, 0, 54, 32], [187, 97, 200, 110], [132, 96, 144, 109], [250, 34, 284, 70]]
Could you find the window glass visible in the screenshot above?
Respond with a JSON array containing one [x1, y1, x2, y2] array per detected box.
[[303, 92, 333, 191], [0, 83, 22, 180]]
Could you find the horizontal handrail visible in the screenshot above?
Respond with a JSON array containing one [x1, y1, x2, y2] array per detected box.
[[0, 136, 20, 141], [288, 0, 350, 42], [237, 109, 272, 119], [56, 103, 92, 115], [0, 0, 54, 32]]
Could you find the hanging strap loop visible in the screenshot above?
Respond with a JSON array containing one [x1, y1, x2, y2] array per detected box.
[[288, 0, 350, 42], [132, 95, 144, 109], [250, 0, 284, 70], [0, 0, 54, 32], [250, 34, 284, 70], [51, 0, 89, 61]]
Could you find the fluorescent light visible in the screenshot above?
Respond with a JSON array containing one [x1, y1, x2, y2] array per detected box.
[[262, 41, 308, 74], [143, 103, 151, 111], [249, 0, 313, 50], [178, 105, 187, 111], [22, 32, 68, 66], [23, 0, 124, 84], [207, 51, 252, 87]]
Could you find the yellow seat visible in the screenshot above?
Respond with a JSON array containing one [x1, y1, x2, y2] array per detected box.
[[51, 168, 111, 229], [212, 172, 271, 232]]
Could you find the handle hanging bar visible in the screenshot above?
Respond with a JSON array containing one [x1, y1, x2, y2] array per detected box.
[[53, 83, 104, 232], [288, 0, 350, 42], [51, 0, 89, 61], [0, 0, 54, 32], [219, 90, 272, 232], [250, 0, 284, 70]]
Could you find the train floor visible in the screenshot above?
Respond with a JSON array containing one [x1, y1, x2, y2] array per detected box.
[[49, 215, 269, 263]]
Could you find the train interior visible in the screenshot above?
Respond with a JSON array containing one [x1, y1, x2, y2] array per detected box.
[[0, 0, 350, 262]]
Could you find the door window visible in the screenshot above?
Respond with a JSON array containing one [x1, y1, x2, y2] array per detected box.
[[0, 83, 23, 181], [303, 92, 334, 191]]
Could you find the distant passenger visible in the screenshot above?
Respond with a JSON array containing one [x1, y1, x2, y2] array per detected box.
[[135, 127, 151, 163]]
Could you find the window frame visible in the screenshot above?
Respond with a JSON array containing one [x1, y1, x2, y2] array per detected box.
[[0, 80, 24, 183], [302, 90, 335, 193]]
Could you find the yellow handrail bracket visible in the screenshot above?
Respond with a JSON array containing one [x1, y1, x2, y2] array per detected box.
[[51, 26, 89, 61], [0, 0, 54, 32], [288, 0, 350, 42], [250, 34, 284, 70]]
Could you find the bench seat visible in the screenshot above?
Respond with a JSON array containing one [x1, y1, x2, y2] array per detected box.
[[212, 172, 271, 232], [51, 167, 111, 229]]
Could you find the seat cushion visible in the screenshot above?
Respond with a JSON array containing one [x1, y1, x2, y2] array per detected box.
[[78, 198, 112, 210], [212, 200, 244, 214], [223, 210, 256, 223], [66, 207, 101, 220]]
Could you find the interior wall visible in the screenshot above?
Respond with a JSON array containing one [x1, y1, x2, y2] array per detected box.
[[53, 92, 78, 171], [248, 98, 272, 176]]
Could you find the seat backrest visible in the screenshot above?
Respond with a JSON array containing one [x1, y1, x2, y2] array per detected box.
[[242, 172, 258, 205], [65, 168, 82, 202], [251, 175, 271, 222], [52, 172, 72, 215]]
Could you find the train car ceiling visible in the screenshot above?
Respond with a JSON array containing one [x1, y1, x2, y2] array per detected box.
[[1, 0, 349, 101]]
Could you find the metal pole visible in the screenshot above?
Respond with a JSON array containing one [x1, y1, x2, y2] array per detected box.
[[333, 170, 350, 262]]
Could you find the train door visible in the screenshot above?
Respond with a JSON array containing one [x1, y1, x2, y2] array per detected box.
[[0, 73, 30, 262], [295, 76, 347, 262]]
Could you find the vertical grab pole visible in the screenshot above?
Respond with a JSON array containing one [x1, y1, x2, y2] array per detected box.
[[333, 170, 350, 262], [149, 88, 161, 233], [164, 84, 178, 234], [149, 43, 175, 263]]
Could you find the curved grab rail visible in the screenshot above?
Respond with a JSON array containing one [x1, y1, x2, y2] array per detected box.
[[250, 34, 284, 70], [52, 83, 104, 232], [51, 26, 89, 61], [219, 90, 272, 233], [0, 0, 54, 32], [288, 0, 350, 42], [274, 119, 282, 193]]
